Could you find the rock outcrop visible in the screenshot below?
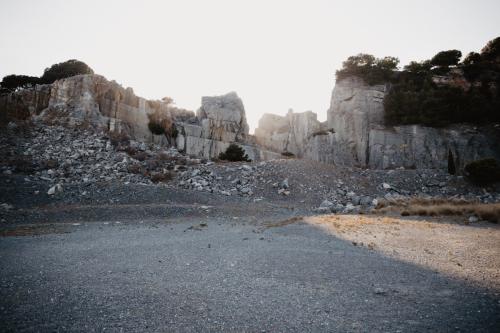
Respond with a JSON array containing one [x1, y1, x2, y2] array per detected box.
[[255, 76, 500, 172], [326, 76, 387, 166], [0, 84, 51, 122], [254, 109, 323, 157], [327, 77, 499, 171], [1, 74, 278, 161], [39, 74, 194, 146], [175, 92, 280, 161]]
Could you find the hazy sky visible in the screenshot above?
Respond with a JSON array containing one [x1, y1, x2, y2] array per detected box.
[[1, 0, 499, 132]]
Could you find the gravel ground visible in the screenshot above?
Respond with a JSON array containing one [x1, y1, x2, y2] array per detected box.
[[1, 123, 500, 332], [1, 217, 499, 332]]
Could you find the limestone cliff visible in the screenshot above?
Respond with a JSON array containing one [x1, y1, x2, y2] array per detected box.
[[0, 84, 51, 123], [175, 92, 280, 161], [0, 74, 278, 161], [254, 109, 323, 157], [255, 76, 500, 172], [327, 76, 387, 166], [327, 77, 499, 170], [38, 74, 194, 145]]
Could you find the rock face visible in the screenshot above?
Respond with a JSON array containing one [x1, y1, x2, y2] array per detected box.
[[254, 109, 323, 157], [0, 84, 51, 122], [198, 92, 249, 142], [40, 74, 193, 145], [326, 76, 387, 166], [174, 92, 280, 161], [1, 75, 278, 161], [367, 125, 499, 170], [327, 77, 499, 171], [255, 76, 500, 172]]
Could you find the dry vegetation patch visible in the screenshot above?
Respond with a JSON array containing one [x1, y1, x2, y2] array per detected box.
[[375, 198, 500, 223]]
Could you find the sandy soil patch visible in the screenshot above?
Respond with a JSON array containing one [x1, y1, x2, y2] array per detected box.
[[305, 214, 500, 291]]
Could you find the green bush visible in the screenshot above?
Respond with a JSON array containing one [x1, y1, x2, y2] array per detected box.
[[430, 50, 462, 67], [40, 59, 94, 84], [148, 121, 165, 135], [335, 53, 399, 85], [383, 37, 500, 127], [337, 37, 500, 127], [0, 75, 40, 93], [464, 158, 500, 185], [218, 144, 251, 162], [1, 59, 94, 93]]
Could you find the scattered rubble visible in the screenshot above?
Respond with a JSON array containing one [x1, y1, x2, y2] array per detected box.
[[0, 121, 204, 189], [1, 121, 499, 215]]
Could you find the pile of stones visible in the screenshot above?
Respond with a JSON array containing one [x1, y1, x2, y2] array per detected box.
[[0, 122, 202, 193]]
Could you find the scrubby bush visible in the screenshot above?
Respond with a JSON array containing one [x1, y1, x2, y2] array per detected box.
[[1, 59, 94, 94], [464, 158, 500, 185], [218, 143, 251, 162], [148, 121, 165, 135], [335, 53, 399, 85], [0, 75, 39, 93], [150, 172, 174, 183], [430, 50, 462, 68], [281, 151, 295, 158], [337, 38, 500, 127], [130, 151, 148, 162], [39, 59, 94, 84], [108, 131, 130, 148], [383, 37, 500, 127]]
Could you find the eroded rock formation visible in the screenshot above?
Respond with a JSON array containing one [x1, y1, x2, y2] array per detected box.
[[254, 109, 323, 157], [38, 74, 194, 146], [0, 84, 51, 123], [0, 74, 278, 161], [255, 76, 500, 172], [175, 92, 279, 161]]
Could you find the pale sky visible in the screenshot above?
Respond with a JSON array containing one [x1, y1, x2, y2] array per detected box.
[[1, 0, 499, 132]]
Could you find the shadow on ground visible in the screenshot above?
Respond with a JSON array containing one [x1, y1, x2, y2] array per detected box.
[[1, 217, 499, 332]]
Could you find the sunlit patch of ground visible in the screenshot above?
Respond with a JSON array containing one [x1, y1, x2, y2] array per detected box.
[[304, 214, 500, 291]]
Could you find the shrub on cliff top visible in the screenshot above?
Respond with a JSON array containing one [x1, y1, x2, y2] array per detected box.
[[0, 75, 40, 93], [382, 36, 500, 127], [1, 59, 94, 93], [219, 144, 251, 162], [430, 50, 462, 68], [335, 53, 399, 85], [39, 59, 94, 84]]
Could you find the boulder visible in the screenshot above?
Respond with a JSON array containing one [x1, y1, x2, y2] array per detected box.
[[255, 109, 322, 157], [175, 92, 280, 161]]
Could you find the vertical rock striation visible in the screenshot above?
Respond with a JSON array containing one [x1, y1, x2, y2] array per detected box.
[[254, 109, 322, 157], [255, 75, 500, 172]]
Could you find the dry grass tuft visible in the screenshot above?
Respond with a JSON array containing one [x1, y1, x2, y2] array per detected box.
[[375, 197, 500, 223], [263, 216, 304, 229], [150, 172, 174, 183]]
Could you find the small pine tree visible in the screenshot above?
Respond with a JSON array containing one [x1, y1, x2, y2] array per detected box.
[[219, 143, 251, 162], [447, 150, 456, 175]]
